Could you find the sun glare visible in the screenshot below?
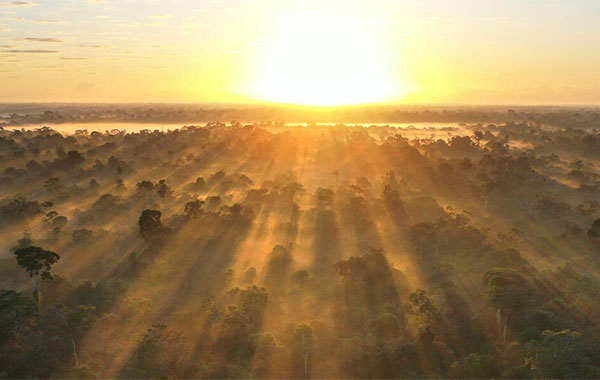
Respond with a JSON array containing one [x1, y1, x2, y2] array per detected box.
[[252, 12, 396, 106]]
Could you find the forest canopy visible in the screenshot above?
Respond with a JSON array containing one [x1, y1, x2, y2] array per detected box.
[[1, 108, 600, 378]]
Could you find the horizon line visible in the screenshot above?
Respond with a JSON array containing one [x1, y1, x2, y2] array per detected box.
[[1, 101, 600, 108]]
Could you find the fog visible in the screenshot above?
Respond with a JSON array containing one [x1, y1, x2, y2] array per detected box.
[[2, 106, 600, 378]]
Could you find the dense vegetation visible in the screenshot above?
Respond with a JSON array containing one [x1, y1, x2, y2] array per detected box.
[[2, 111, 600, 378], [2, 103, 600, 129]]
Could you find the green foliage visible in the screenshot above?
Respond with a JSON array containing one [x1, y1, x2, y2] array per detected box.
[[121, 324, 187, 379], [71, 229, 93, 244], [502, 365, 533, 379], [73, 281, 112, 310], [14, 246, 60, 280], [290, 324, 314, 378], [450, 353, 499, 379], [526, 330, 600, 379], [484, 268, 531, 314], [236, 286, 268, 330], [291, 270, 309, 287], [138, 209, 168, 242], [184, 199, 204, 218], [60, 365, 98, 379], [264, 245, 293, 288], [369, 312, 402, 338], [5, 120, 600, 378], [0, 289, 35, 344]]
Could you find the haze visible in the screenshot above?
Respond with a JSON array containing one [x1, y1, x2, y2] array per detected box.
[[4, 1, 600, 380]]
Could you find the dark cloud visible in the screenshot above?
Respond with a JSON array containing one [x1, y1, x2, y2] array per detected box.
[[79, 44, 103, 48]]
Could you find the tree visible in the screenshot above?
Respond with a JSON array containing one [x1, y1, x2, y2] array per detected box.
[[184, 200, 204, 218], [264, 245, 293, 289], [136, 180, 154, 192], [291, 270, 309, 288], [238, 286, 268, 330], [193, 177, 205, 190], [121, 324, 186, 378], [293, 324, 313, 379], [14, 246, 60, 280], [71, 229, 93, 243], [43, 304, 96, 367], [0, 197, 43, 225], [55, 150, 84, 170], [473, 130, 484, 146], [0, 289, 35, 346], [410, 222, 437, 255], [44, 177, 62, 192], [212, 305, 255, 364], [52, 215, 67, 229], [450, 353, 498, 379], [157, 179, 171, 199], [316, 188, 334, 209], [408, 289, 440, 325], [14, 246, 60, 310], [526, 330, 599, 378], [138, 209, 165, 241], [370, 312, 402, 338], [383, 184, 407, 224], [242, 267, 257, 285], [484, 269, 531, 342], [588, 218, 600, 238], [334, 249, 403, 334]]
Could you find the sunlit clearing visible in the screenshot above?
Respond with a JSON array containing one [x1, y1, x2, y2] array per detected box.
[[252, 12, 396, 106]]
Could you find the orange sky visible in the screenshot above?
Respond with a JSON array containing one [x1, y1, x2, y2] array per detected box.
[[1, 0, 600, 105]]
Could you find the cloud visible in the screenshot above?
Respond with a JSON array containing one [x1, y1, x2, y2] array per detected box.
[[3, 49, 58, 53], [83, 0, 107, 4], [19, 37, 62, 42], [0, 25, 9, 32], [60, 57, 86, 60], [0, 1, 36, 7], [10, 17, 66, 24], [79, 44, 104, 48]]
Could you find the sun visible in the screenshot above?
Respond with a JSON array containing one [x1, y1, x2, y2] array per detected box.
[[251, 11, 396, 106]]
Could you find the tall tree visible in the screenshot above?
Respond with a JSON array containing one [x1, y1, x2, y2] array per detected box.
[[484, 269, 531, 342], [293, 324, 313, 379], [14, 246, 60, 311]]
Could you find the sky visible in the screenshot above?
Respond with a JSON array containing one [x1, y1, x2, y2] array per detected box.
[[1, 0, 600, 105]]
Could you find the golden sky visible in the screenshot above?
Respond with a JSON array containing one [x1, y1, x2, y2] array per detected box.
[[1, 0, 600, 105]]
